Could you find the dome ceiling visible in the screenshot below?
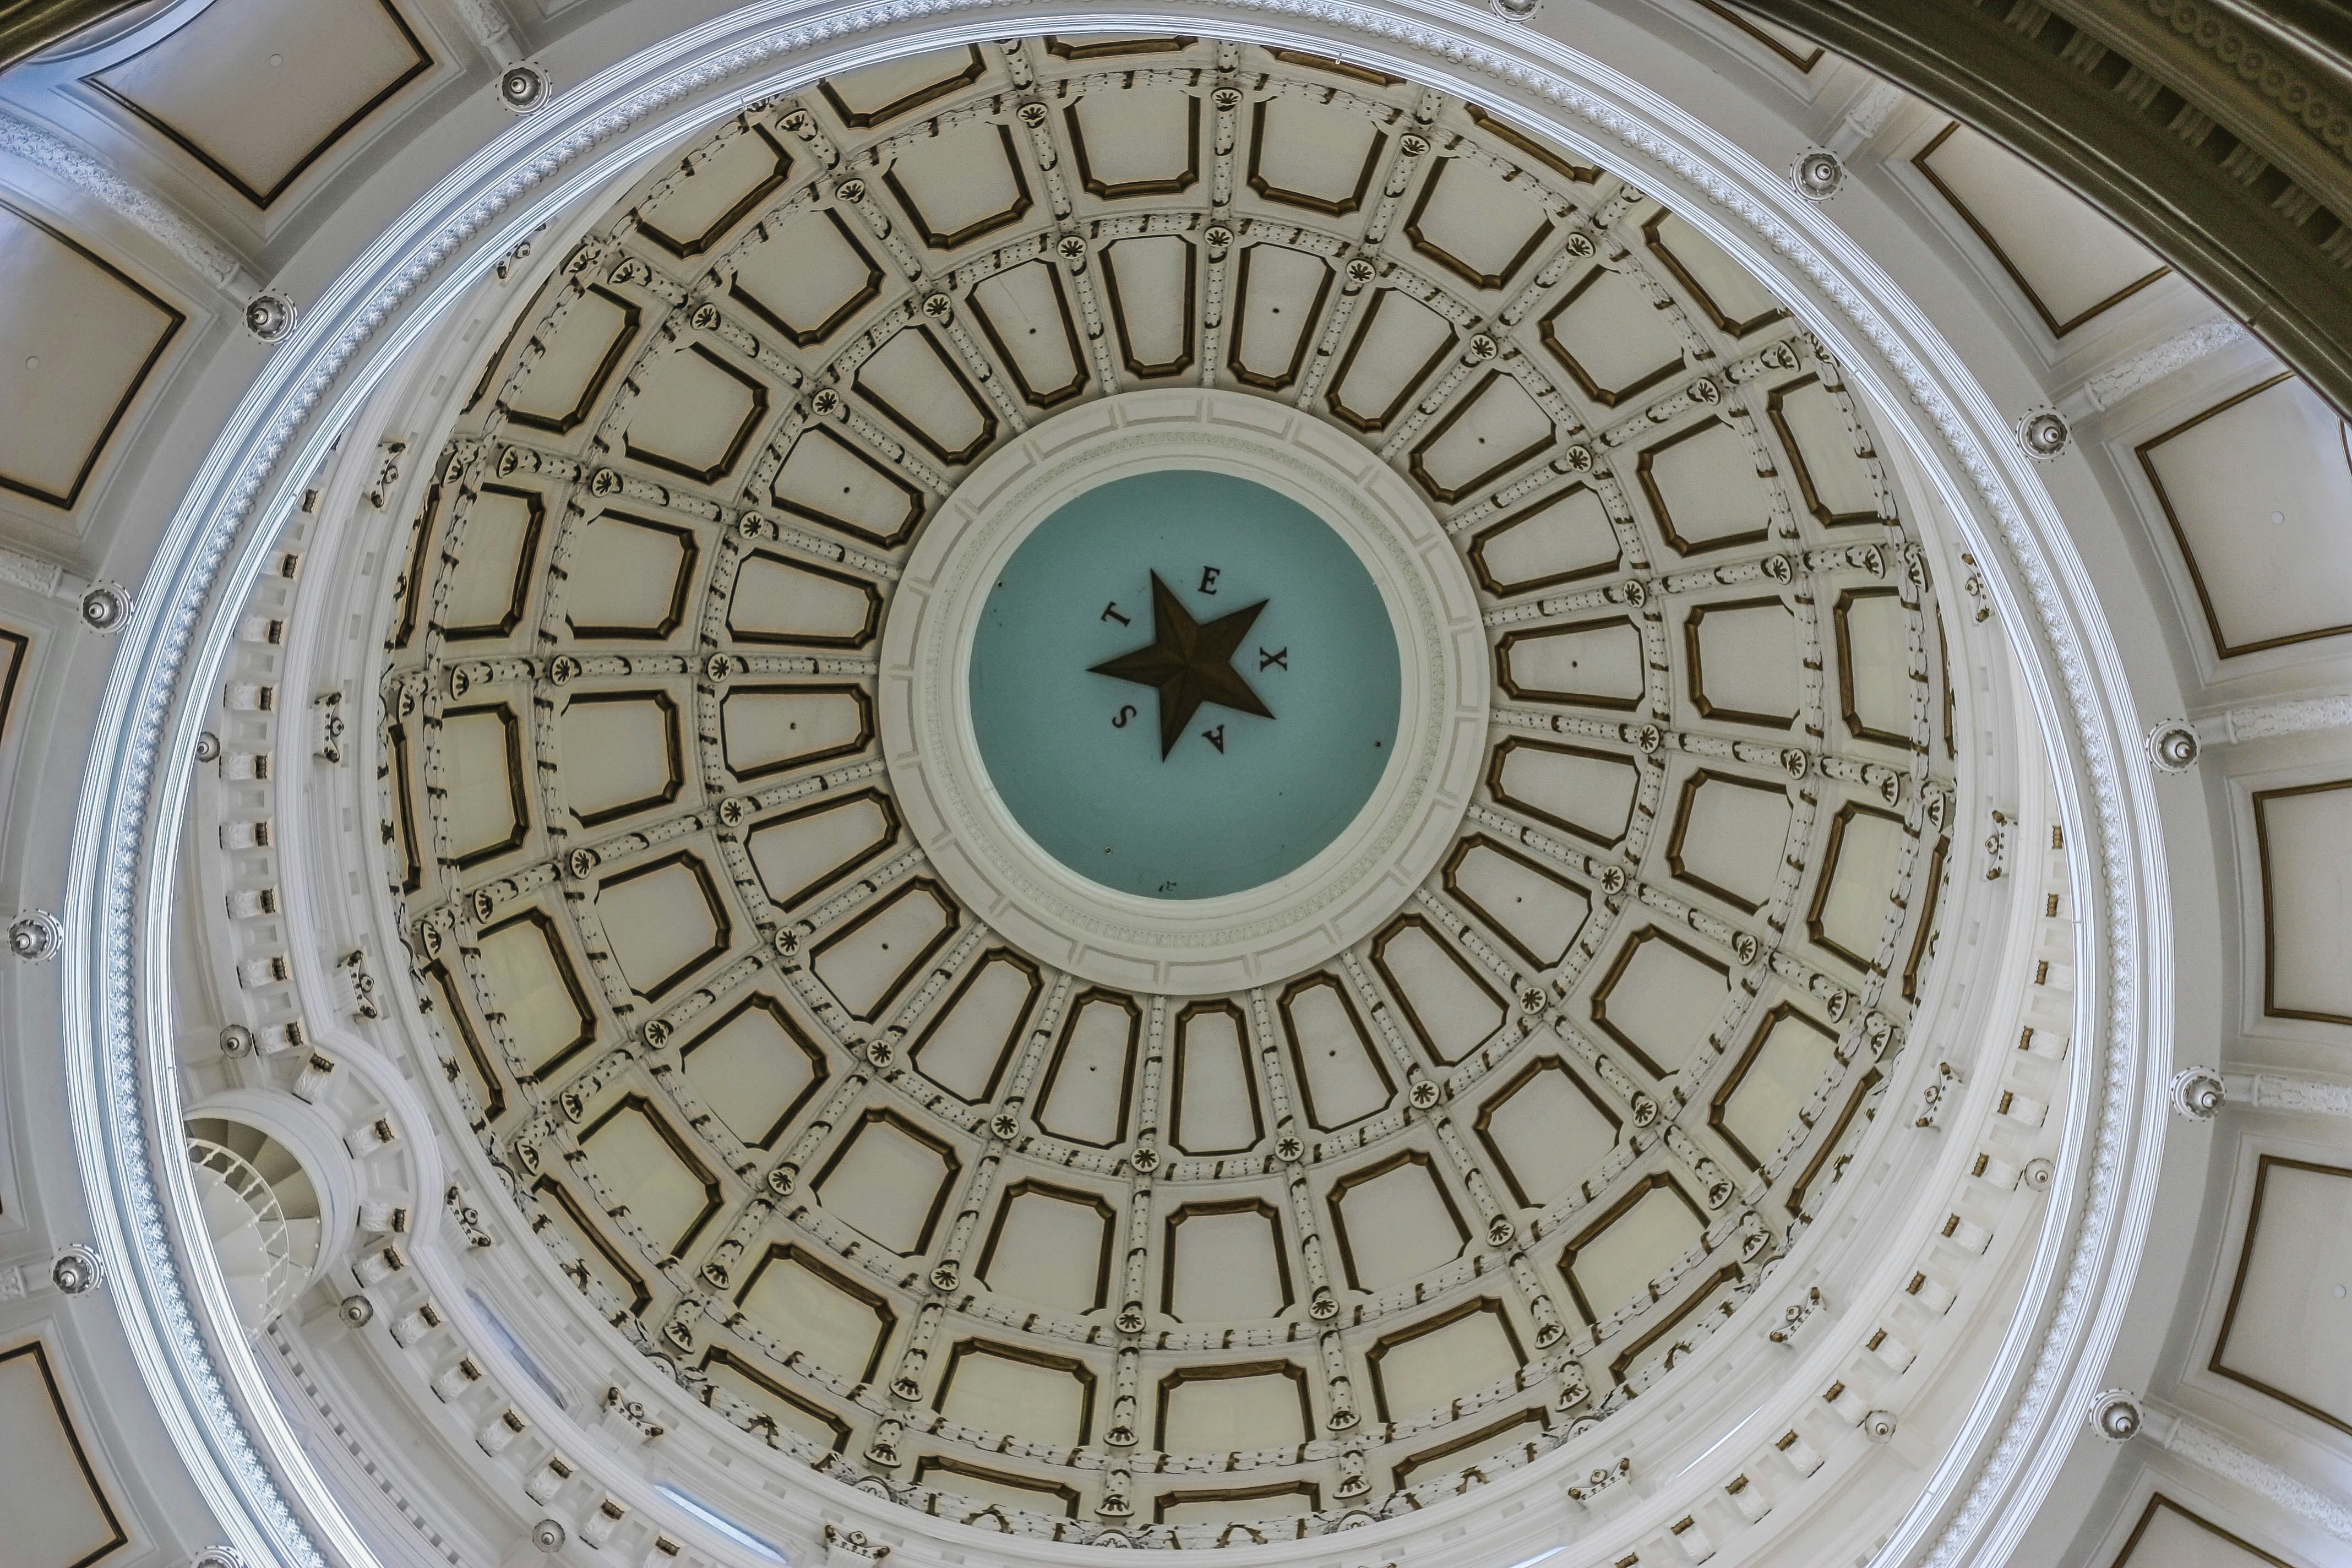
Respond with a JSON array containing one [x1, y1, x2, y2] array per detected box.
[[369, 35, 1967, 1541]]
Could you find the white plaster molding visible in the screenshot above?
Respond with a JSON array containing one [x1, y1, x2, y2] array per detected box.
[[2146, 1403, 2352, 1542], [2067, 320, 2250, 415], [1830, 80, 1905, 155], [0, 108, 243, 289], [450, 0, 519, 64], [0, 542, 88, 602], [2219, 1070, 2352, 1119], [2196, 693, 2352, 745]]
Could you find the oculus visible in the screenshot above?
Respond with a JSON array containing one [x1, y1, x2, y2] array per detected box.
[[968, 469, 1400, 900]]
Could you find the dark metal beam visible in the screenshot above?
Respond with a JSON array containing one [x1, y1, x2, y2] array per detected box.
[[0, 0, 149, 73]]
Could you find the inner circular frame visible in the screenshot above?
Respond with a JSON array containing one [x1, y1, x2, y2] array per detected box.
[[969, 467, 1403, 901], [880, 389, 1490, 994]]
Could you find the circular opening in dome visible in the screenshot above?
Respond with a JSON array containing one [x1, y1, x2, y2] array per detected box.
[[968, 468, 1402, 900]]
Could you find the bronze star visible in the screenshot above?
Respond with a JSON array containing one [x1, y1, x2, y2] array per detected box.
[[1089, 571, 1274, 758]]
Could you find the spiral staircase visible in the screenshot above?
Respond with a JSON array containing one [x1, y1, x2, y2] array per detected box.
[[184, 1117, 321, 1331]]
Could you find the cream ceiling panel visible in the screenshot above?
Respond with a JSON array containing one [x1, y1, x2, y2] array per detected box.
[[1768, 374, 1881, 527], [0, 1342, 127, 1568], [910, 951, 1039, 1103], [729, 209, 885, 346], [1473, 1058, 1618, 1207], [1637, 416, 1770, 554], [438, 486, 545, 637], [700, 1348, 853, 1452], [1834, 588, 1915, 747], [2210, 1156, 2352, 1437], [1228, 244, 1331, 391], [883, 119, 1032, 249], [746, 792, 897, 911], [1156, 1364, 1310, 1453], [1404, 157, 1553, 291], [636, 123, 794, 259], [1169, 1003, 1260, 1155], [1807, 804, 1911, 975], [1278, 976, 1393, 1130], [1485, 738, 1640, 848], [854, 328, 993, 464], [1495, 617, 1646, 707], [1247, 94, 1385, 214], [1686, 598, 1801, 728], [979, 1183, 1114, 1314], [769, 426, 926, 547], [812, 1112, 956, 1254], [968, 259, 1086, 406], [1540, 265, 1684, 407], [1643, 209, 1785, 338], [500, 288, 639, 435], [1100, 236, 1195, 377], [88, 0, 431, 208], [915, 1459, 1078, 1520], [1667, 770, 1793, 913], [2109, 1495, 2296, 1568], [2251, 777, 2352, 1025], [1410, 371, 1553, 500], [1327, 290, 1451, 430], [2138, 374, 2352, 657], [1037, 993, 1141, 1146], [816, 46, 988, 129], [1162, 1202, 1289, 1320], [595, 853, 729, 1001], [0, 202, 180, 512], [562, 512, 698, 639], [1153, 1484, 1320, 1530], [935, 1342, 1093, 1446], [578, 1096, 720, 1254], [437, 704, 527, 868], [679, 997, 825, 1150], [622, 344, 769, 483], [475, 908, 595, 1081], [1444, 837, 1592, 971], [1559, 1177, 1706, 1323], [1328, 1153, 1467, 1290], [557, 693, 682, 825], [727, 549, 882, 646], [1591, 928, 1730, 1081], [1370, 917, 1506, 1065], [734, 1244, 895, 1383], [1467, 481, 1619, 595], [718, 685, 873, 778], [1711, 1004, 1841, 1172], [1912, 120, 2167, 337], [1366, 1300, 1520, 1420], [1065, 88, 1198, 197], [808, 881, 956, 1021]]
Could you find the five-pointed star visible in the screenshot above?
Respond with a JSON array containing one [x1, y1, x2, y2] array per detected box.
[[1090, 571, 1273, 758]]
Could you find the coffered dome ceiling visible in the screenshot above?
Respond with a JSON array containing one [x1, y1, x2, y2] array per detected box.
[[362, 36, 1978, 1541]]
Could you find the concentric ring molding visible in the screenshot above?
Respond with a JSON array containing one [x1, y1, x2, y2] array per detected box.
[[882, 390, 1488, 993], [57, 9, 2164, 1568]]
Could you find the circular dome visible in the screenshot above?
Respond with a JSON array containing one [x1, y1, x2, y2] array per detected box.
[[347, 39, 1992, 1542], [970, 465, 1400, 900], [79, 21, 2139, 1568]]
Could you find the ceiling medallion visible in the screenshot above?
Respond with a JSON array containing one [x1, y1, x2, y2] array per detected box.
[[498, 60, 555, 114], [883, 389, 1487, 992]]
